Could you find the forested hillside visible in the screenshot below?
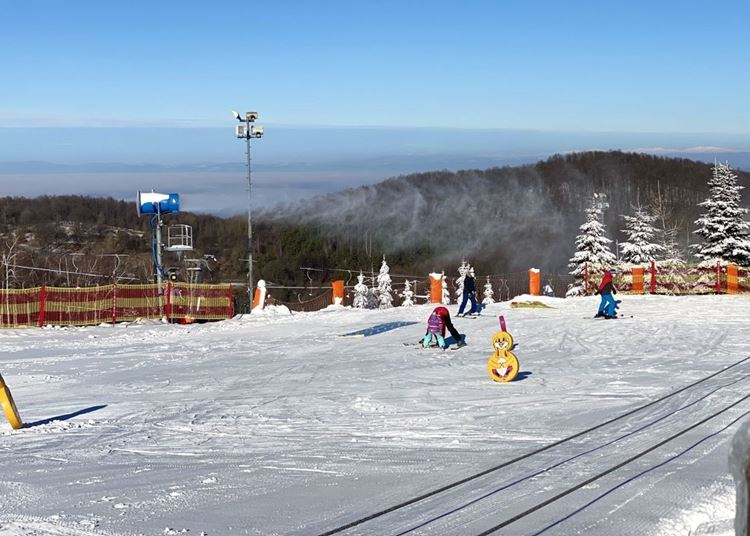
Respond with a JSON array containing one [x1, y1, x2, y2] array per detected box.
[[1, 152, 747, 293], [0, 195, 367, 291], [266, 151, 750, 274]]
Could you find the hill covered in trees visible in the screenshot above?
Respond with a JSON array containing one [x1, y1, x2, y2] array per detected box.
[[1, 152, 748, 295], [266, 151, 750, 275]]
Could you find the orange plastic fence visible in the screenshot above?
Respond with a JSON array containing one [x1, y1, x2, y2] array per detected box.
[[0, 283, 233, 328]]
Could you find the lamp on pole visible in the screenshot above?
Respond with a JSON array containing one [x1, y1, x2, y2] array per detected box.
[[233, 110, 264, 308]]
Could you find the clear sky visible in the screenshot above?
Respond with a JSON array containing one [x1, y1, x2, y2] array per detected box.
[[1, 1, 749, 212]]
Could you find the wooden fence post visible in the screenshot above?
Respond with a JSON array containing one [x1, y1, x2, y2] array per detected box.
[[38, 286, 47, 327], [111, 283, 117, 324], [227, 285, 234, 318], [166, 281, 173, 321], [650, 260, 657, 294], [716, 261, 722, 295]]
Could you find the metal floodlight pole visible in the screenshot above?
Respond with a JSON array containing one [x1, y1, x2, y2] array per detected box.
[[245, 127, 253, 301], [233, 110, 263, 309]]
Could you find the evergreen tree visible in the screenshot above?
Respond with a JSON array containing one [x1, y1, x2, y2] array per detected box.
[[693, 162, 750, 266], [620, 205, 663, 264], [353, 272, 370, 309], [400, 279, 414, 307], [454, 260, 470, 302], [376, 256, 393, 309], [482, 275, 495, 305], [567, 195, 616, 296], [441, 271, 451, 305], [368, 278, 378, 309]]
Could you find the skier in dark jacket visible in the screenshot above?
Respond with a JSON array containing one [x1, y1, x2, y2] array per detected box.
[[457, 270, 478, 316], [595, 269, 618, 318]]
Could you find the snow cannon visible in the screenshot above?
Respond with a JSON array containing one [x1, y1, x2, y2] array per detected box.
[[137, 191, 180, 216], [0, 373, 23, 429], [487, 316, 519, 383]]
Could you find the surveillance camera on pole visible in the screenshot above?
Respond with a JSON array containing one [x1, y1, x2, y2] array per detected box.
[[251, 125, 264, 138], [246, 111, 258, 122]]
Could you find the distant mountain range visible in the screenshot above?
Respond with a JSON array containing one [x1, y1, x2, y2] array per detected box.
[[3, 150, 750, 175], [262, 151, 750, 275]]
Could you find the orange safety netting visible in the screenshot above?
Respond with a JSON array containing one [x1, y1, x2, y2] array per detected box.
[[168, 283, 234, 321], [0, 283, 233, 328], [0, 287, 42, 328], [583, 262, 745, 296]]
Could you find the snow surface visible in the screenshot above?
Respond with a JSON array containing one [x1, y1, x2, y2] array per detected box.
[[1, 295, 748, 535]]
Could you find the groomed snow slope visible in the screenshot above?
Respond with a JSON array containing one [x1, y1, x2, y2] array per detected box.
[[0, 295, 747, 535]]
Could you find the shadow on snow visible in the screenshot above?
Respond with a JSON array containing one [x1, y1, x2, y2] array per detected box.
[[24, 404, 108, 428], [341, 321, 419, 338]]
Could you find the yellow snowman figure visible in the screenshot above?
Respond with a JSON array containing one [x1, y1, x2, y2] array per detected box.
[[0, 373, 23, 429], [487, 324, 519, 383]]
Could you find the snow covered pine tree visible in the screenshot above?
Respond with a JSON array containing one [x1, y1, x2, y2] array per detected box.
[[620, 204, 663, 264], [482, 275, 495, 305], [441, 271, 451, 305], [567, 194, 616, 297], [693, 162, 750, 266], [353, 273, 370, 309], [454, 260, 470, 303], [400, 279, 414, 306], [376, 256, 393, 309]]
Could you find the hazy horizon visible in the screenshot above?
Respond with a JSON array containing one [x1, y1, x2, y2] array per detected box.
[[1, 126, 749, 215]]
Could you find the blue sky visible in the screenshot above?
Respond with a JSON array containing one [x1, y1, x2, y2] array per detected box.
[[1, 1, 749, 213]]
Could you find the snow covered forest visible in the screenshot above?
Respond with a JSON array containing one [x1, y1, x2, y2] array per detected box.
[[261, 152, 750, 284]]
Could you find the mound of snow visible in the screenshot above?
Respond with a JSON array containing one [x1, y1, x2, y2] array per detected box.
[[506, 294, 565, 307], [234, 305, 292, 320], [322, 304, 348, 312]]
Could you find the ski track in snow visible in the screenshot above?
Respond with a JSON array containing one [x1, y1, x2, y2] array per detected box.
[[0, 295, 746, 535]]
